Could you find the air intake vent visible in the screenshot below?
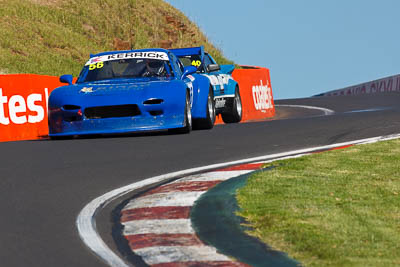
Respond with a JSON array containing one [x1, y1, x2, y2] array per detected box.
[[143, 99, 164, 105], [149, 110, 163, 116], [84, 105, 141, 119], [63, 105, 81, 110]]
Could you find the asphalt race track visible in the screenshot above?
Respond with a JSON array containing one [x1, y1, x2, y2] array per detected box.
[[1, 92, 400, 266]]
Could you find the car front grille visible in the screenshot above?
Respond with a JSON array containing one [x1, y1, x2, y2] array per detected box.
[[84, 104, 141, 119]]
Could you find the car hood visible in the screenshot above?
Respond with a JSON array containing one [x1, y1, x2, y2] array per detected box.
[[48, 77, 187, 109], [53, 78, 177, 97]]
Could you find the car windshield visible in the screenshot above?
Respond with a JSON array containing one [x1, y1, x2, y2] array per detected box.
[[77, 52, 173, 83], [178, 55, 203, 72]]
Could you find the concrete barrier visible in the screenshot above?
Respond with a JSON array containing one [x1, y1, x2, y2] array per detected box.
[[316, 73, 400, 97]]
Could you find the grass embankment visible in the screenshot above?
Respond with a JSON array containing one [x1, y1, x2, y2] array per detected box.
[[0, 0, 233, 76], [237, 139, 400, 267]]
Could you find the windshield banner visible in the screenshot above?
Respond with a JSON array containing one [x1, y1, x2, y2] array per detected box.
[[85, 52, 169, 66]]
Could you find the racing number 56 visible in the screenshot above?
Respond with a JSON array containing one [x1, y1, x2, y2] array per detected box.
[[89, 62, 104, 71]]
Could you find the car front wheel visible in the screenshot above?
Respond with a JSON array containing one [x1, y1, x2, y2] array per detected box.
[[170, 91, 192, 134], [194, 87, 216, 130]]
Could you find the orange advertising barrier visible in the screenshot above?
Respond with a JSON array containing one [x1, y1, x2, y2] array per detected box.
[[0, 74, 63, 142], [216, 66, 275, 124], [0, 67, 275, 142]]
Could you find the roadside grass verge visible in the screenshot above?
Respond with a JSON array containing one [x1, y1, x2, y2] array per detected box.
[[0, 0, 233, 76], [237, 139, 400, 267]]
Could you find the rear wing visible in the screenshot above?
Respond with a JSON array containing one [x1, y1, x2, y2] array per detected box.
[[170, 46, 205, 61]]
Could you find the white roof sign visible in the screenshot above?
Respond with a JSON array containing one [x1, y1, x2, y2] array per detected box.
[[85, 51, 169, 66]]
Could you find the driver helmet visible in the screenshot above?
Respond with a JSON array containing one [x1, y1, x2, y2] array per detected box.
[[146, 60, 165, 75]]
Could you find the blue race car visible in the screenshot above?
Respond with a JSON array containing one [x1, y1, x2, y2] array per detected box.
[[48, 48, 217, 138], [171, 46, 242, 123]]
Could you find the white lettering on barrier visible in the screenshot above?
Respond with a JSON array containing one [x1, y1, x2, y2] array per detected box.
[[252, 80, 273, 111], [9, 95, 27, 124], [0, 88, 46, 125], [0, 89, 9, 125], [28, 93, 45, 123]]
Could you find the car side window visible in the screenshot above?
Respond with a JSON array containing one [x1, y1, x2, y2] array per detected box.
[[177, 59, 185, 74], [204, 54, 213, 72], [169, 53, 183, 77]]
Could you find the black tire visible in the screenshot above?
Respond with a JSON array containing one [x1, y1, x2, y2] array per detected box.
[[169, 92, 192, 134], [193, 87, 216, 130], [221, 86, 242, 123]]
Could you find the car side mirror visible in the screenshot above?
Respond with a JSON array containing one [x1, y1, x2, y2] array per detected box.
[[207, 64, 221, 72], [60, 74, 73, 85], [181, 66, 197, 79]]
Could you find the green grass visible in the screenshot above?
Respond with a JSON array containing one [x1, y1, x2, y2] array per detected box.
[[0, 0, 233, 76], [237, 139, 400, 267]]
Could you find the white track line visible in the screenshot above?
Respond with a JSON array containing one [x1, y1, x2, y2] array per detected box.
[[76, 133, 400, 266], [275, 104, 335, 115]]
